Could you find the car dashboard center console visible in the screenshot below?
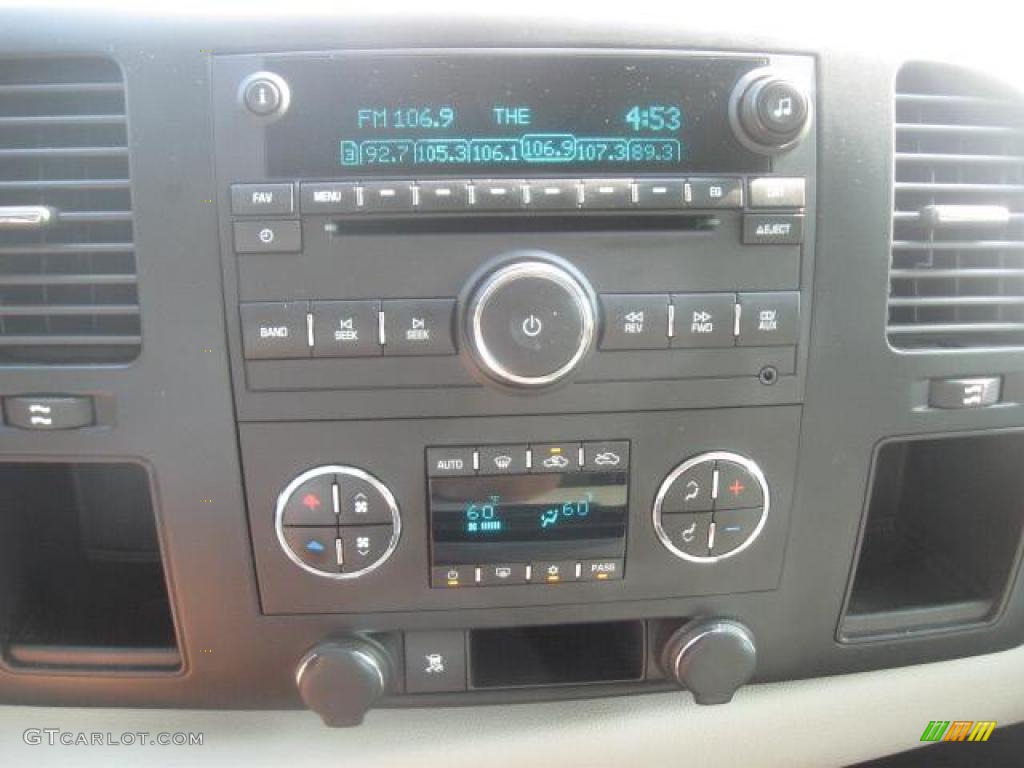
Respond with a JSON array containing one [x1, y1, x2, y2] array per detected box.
[[1, 10, 1024, 728]]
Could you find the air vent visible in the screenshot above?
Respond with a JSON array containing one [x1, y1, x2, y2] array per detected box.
[[888, 62, 1024, 349], [0, 56, 139, 364]]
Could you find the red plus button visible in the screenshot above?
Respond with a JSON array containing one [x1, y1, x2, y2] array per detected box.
[[715, 461, 763, 510]]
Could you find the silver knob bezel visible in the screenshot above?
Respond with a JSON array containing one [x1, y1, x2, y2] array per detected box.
[[275, 465, 401, 580], [652, 451, 770, 564], [468, 260, 596, 388]]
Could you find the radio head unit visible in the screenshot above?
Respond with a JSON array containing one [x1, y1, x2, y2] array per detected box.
[[262, 53, 775, 178]]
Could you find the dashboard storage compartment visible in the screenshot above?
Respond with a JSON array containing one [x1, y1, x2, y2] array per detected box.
[[469, 621, 645, 689], [0, 462, 180, 671], [840, 434, 1024, 640]]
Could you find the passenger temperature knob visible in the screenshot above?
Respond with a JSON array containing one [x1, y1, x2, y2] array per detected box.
[[661, 619, 757, 705]]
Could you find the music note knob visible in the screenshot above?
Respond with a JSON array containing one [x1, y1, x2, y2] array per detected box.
[[729, 68, 811, 154]]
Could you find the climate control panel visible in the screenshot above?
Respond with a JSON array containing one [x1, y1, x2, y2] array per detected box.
[[653, 452, 769, 562]]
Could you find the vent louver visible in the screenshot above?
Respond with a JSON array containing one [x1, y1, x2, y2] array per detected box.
[[888, 62, 1024, 350], [0, 56, 139, 364]]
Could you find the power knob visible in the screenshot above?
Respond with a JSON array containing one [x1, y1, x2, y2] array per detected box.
[[462, 251, 598, 389], [296, 638, 391, 727], [729, 68, 811, 154], [660, 619, 757, 705]]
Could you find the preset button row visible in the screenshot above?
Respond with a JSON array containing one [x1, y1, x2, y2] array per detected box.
[[600, 291, 800, 350], [240, 298, 456, 360], [431, 559, 623, 588], [230, 177, 805, 216]]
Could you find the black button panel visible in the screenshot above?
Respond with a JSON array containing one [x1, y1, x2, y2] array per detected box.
[[654, 452, 769, 563], [276, 466, 400, 579], [430, 559, 624, 588], [428, 440, 628, 477], [233, 175, 803, 216]]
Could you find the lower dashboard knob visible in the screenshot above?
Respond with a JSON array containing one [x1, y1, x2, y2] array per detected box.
[[463, 252, 598, 389], [661, 619, 757, 705], [297, 638, 391, 727]]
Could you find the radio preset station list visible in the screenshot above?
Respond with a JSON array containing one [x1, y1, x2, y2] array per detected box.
[[265, 54, 769, 177]]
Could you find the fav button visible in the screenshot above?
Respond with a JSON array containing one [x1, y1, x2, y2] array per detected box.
[[382, 298, 456, 356], [231, 183, 294, 215], [600, 294, 670, 350], [311, 300, 381, 357]]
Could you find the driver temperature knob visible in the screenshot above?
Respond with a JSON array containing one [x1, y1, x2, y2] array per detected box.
[[462, 251, 598, 389], [296, 638, 391, 727], [661, 619, 757, 705]]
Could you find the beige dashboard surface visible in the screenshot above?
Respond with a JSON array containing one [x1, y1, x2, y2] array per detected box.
[[2, 642, 1023, 767]]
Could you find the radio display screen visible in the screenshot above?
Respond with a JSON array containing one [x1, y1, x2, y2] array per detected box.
[[430, 471, 628, 565], [265, 53, 769, 178]]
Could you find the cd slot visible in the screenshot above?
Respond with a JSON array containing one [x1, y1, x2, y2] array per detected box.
[[326, 212, 722, 236]]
